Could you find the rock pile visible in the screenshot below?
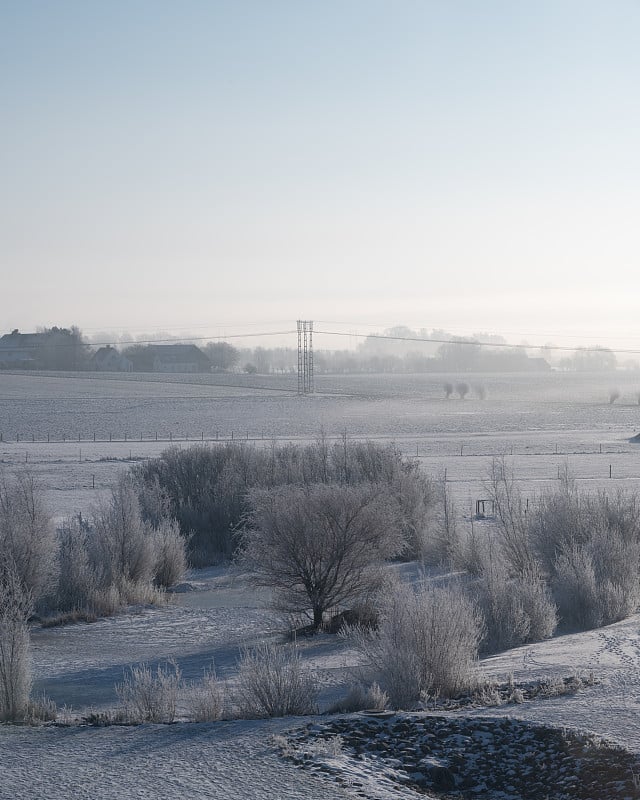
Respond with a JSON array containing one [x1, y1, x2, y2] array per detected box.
[[283, 714, 640, 799]]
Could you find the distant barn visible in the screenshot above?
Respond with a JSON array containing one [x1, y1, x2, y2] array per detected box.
[[0, 331, 45, 368], [91, 345, 133, 372], [147, 344, 211, 373]]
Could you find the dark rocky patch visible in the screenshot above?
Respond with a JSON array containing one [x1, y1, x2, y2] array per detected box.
[[282, 714, 640, 799]]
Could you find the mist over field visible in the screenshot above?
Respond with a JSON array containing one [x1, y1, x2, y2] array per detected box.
[[4, 0, 640, 795]]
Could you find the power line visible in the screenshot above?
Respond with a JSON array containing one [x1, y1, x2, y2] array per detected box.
[[313, 330, 640, 356], [4, 326, 640, 357]]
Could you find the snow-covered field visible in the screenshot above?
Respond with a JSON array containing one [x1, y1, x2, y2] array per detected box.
[[4, 565, 640, 799], [1, 369, 639, 522], [2, 369, 640, 798]]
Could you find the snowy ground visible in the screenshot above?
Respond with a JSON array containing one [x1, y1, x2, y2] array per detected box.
[[2, 370, 640, 797], [3, 564, 640, 799]]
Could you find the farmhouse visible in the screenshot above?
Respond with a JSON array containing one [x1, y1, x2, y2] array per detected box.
[[0, 330, 46, 368], [91, 346, 133, 372], [149, 344, 211, 373]]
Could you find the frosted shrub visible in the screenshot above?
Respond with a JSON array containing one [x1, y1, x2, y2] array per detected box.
[[116, 661, 182, 723], [92, 477, 155, 591], [134, 439, 435, 565], [426, 473, 462, 567], [357, 583, 483, 708], [484, 457, 536, 575], [187, 667, 226, 722], [50, 486, 179, 621], [150, 517, 187, 589], [473, 562, 557, 653], [0, 565, 33, 721], [0, 471, 57, 604], [234, 643, 317, 718], [515, 574, 559, 641], [331, 682, 389, 713], [532, 487, 640, 630], [55, 515, 97, 613], [553, 547, 600, 630], [553, 528, 640, 630]]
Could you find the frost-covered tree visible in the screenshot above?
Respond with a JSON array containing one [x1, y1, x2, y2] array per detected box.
[[0, 470, 56, 603], [241, 483, 404, 629], [0, 563, 33, 721]]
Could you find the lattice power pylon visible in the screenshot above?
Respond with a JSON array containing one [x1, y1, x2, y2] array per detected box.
[[297, 320, 314, 394]]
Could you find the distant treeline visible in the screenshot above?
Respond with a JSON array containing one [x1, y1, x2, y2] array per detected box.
[[0, 325, 624, 374]]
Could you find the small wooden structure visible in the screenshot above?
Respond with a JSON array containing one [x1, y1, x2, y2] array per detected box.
[[474, 499, 496, 518]]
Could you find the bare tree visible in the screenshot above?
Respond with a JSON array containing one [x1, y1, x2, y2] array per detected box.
[[240, 483, 404, 629]]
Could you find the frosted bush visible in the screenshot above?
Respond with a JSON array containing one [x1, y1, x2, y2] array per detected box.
[[0, 470, 57, 603], [473, 562, 557, 653], [187, 667, 226, 722], [150, 517, 187, 589], [234, 643, 317, 718], [0, 565, 33, 721], [356, 582, 483, 708], [55, 515, 97, 613], [331, 682, 389, 713], [116, 661, 182, 723]]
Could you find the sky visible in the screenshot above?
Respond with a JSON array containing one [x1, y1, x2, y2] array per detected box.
[[2, 1, 640, 352]]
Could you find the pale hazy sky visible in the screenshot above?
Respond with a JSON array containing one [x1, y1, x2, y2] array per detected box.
[[2, 1, 640, 351]]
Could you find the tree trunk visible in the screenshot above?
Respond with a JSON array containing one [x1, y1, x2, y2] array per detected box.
[[313, 606, 323, 630]]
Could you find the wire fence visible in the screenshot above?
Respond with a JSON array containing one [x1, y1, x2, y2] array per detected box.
[[1, 429, 638, 456]]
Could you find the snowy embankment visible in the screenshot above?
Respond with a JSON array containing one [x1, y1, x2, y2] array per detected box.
[[4, 566, 640, 799]]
